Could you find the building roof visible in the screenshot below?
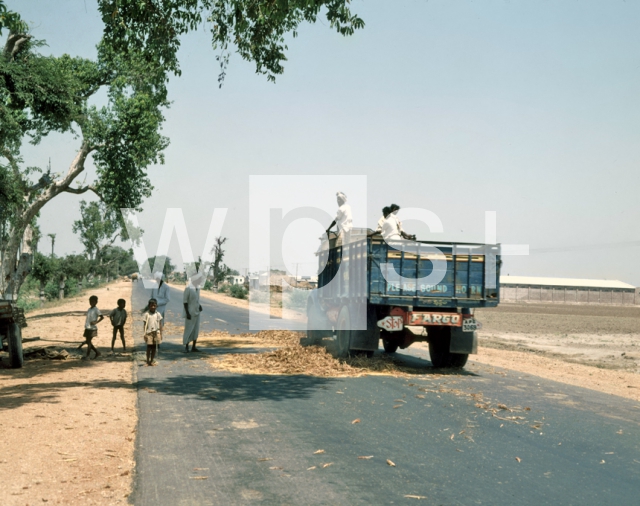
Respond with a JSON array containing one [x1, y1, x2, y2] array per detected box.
[[499, 276, 636, 290]]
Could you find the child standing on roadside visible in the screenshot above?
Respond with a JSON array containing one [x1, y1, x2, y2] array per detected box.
[[143, 298, 163, 366], [80, 295, 104, 359], [109, 298, 128, 352]]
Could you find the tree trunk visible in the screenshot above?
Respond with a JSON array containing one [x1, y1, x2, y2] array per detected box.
[[0, 224, 35, 300], [0, 142, 92, 300], [39, 281, 46, 306]]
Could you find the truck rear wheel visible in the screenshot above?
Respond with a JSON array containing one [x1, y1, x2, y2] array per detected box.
[[335, 305, 352, 358], [382, 337, 398, 354], [7, 323, 24, 369], [305, 303, 331, 345], [428, 327, 468, 369]]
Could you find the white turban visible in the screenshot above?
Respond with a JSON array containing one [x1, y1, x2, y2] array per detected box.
[[189, 272, 205, 287], [336, 192, 347, 202], [153, 271, 163, 281]]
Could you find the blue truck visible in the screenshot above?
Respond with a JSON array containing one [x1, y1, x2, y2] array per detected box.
[[306, 230, 501, 368]]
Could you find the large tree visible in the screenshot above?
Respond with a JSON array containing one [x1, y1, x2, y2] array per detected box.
[[0, 2, 168, 299], [0, 0, 364, 299]]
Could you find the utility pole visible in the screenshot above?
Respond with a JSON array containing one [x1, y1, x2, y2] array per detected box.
[[48, 233, 56, 257]]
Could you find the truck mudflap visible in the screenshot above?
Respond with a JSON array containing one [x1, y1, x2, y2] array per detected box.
[[449, 327, 478, 354]]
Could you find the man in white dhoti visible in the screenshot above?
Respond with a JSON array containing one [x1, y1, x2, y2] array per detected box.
[[150, 272, 170, 318], [183, 272, 204, 352], [325, 192, 353, 246]]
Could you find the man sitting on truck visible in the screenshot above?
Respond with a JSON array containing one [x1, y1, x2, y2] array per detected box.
[[374, 206, 392, 234], [325, 192, 353, 245], [381, 204, 416, 241]]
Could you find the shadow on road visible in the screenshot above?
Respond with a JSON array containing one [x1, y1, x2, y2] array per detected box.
[[136, 372, 337, 404]]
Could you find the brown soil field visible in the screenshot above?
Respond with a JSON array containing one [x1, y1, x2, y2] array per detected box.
[[475, 303, 640, 371], [0, 280, 136, 506], [470, 302, 640, 402]]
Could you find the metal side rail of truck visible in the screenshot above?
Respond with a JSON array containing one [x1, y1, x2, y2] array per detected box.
[[304, 229, 501, 369], [0, 300, 26, 368]]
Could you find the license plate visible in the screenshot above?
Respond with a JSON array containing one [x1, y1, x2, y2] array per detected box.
[[462, 318, 479, 332], [407, 313, 461, 326], [377, 316, 404, 332]]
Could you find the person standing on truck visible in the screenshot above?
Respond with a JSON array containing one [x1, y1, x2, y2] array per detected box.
[[325, 192, 353, 245], [381, 204, 416, 241]]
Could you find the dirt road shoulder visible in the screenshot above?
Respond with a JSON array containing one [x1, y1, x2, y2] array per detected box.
[[0, 280, 137, 505]]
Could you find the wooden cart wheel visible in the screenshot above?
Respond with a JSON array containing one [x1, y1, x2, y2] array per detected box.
[[7, 322, 24, 369], [335, 305, 352, 358]]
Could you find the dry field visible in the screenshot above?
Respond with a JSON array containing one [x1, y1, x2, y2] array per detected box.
[[0, 281, 136, 506], [470, 302, 640, 401], [475, 303, 640, 371]]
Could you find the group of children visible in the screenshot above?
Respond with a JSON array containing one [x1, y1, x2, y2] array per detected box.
[[79, 295, 163, 366]]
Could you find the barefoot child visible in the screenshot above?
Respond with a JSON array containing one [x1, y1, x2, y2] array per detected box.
[[143, 298, 163, 366], [109, 298, 128, 352], [80, 295, 104, 359]]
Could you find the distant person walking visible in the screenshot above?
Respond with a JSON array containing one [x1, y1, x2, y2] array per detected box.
[[109, 298, 128, 352], [325, 191, 353, 245], [183, 272, 204, 352], [150, 272, 170, 318]]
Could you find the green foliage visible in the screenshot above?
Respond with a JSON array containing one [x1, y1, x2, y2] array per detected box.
[[147, 255, 175, 277], [286, 288, 309, 309], [98, 0, 365, 84], [229, 284, 247, 299], [0, 1, 28, 34], [248, 288, 268, 304], [30, 252, 56, 285], [72, 200, 120, 260], [60, 254, 91, 281]]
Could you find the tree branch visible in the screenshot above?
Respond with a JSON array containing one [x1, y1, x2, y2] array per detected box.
[[63, 185, 103, 200], [3, 32, 31, 61]]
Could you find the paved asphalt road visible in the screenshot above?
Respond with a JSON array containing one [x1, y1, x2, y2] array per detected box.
[[131, 283, 640, 505]]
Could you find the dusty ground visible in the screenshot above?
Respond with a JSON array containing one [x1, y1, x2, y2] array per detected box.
[[0, 280, 136, 505], [470, 303, 640, 402]]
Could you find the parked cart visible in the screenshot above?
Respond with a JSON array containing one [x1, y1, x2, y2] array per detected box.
[[0, 300, 26, 368]]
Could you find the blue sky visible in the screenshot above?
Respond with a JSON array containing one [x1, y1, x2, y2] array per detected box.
[[9, 0, 640, 285]]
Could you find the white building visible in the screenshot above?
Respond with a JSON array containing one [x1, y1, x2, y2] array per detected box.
[[226, 275, 246, 286], [499, 276, 638, 305]]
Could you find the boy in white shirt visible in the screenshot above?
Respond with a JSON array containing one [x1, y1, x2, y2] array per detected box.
[[80, 295, 104, 359], [143, 298, 163, 366]]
